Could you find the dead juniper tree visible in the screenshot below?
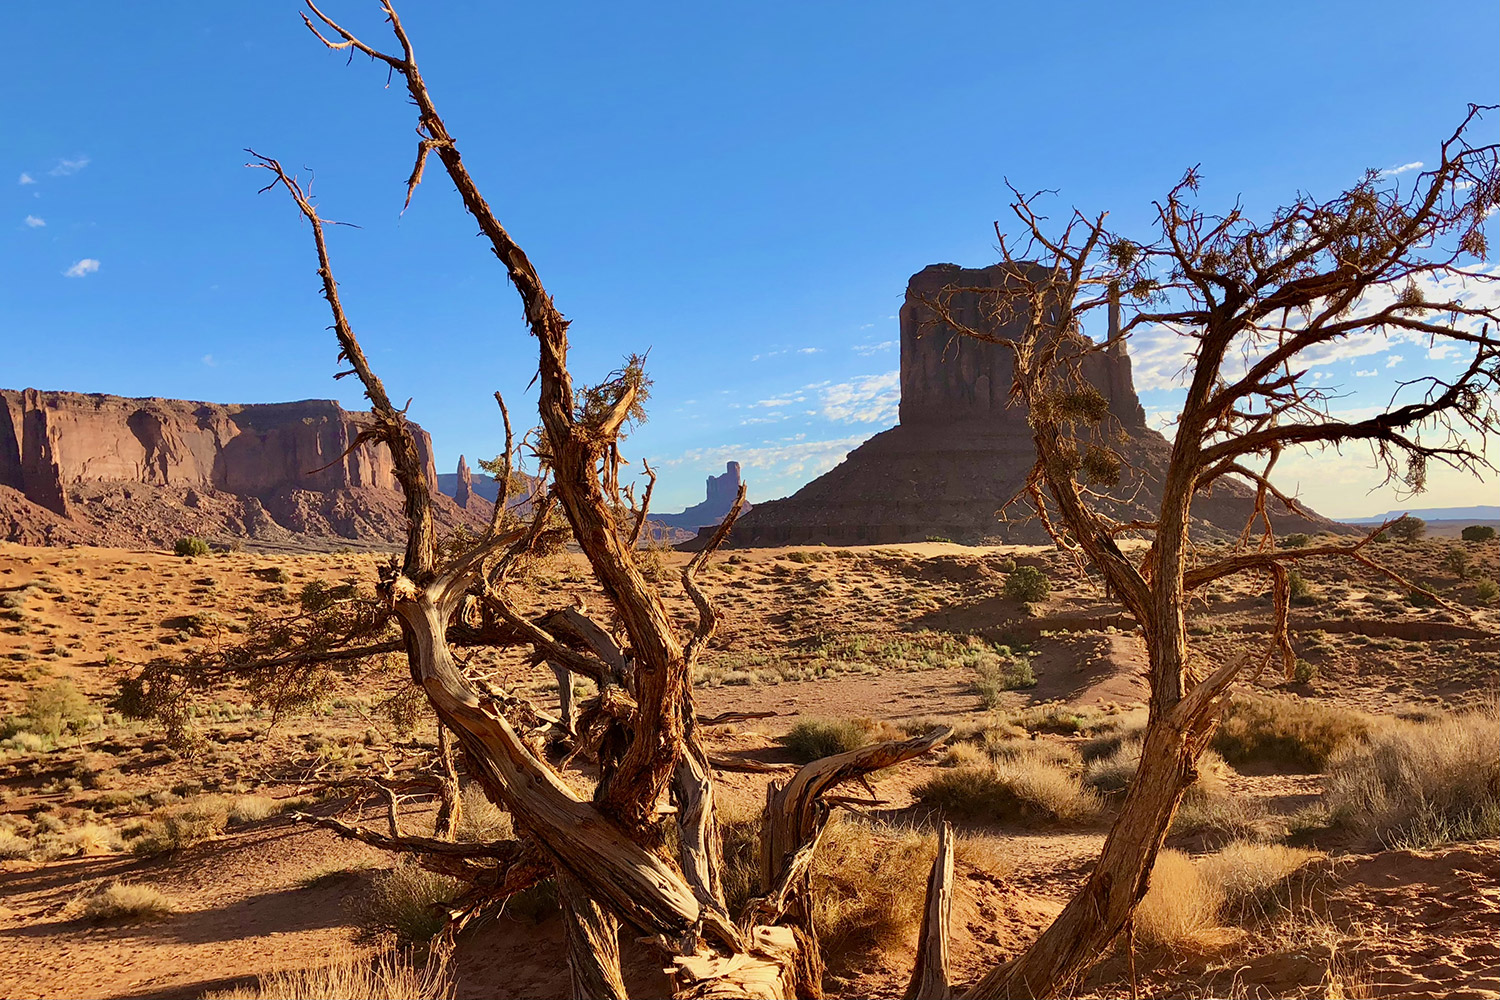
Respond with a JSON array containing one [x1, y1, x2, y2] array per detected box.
[[923, 105, 1498, 997], [224, 4, 964, 998]]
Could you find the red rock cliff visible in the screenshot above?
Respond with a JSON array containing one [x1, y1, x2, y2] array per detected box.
[[0, 389, 439, 518]]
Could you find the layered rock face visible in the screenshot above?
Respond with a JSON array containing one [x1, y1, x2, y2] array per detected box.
[[655, 461, 753, 530], [0, 389, 485, 549], [453, 455, 475, 508], [730, 263, 1340, 546]]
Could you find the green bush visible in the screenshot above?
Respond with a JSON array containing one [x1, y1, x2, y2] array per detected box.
[[973, 654, 1036, 708], [1281, 533, 1311, 549], [23, 681, 94, 738], [781, 719, 869, 763], [364, 862, 463, 940], [1460, 525, 1496, 542], [1388, 516, 1426, 543], [1442, 547, 1471, 577], [1293, 659, 1317, 684], [173, 536, 211, 558], [1003, 566, 1050, 604], [915, 760, 1103, 825], [1475, 579, 1499, 602]]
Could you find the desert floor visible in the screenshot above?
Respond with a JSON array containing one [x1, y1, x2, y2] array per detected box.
[[0, 535, 1496, 999]]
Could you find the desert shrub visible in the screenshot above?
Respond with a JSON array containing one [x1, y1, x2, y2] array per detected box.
[[1326, 709, 1500, 848], [1293, 658, 1317, 684], [79, 883, 176, 922], [1407, 586, 1438, 607], [1281, 533, 1311, 549], [1212, 694, 1369, 771], [173, 536, 211, 558], [781, 719, 868, 763], [810, 817, 932, 962], [1387, 516, 1425, 543], [785, 550, 827, 563], [206, 944, 452, 1000], [22, 680, 94, 738], [0, 829, 31, 858], [1137, 842, 1319, 948], [1475, 579, 1499, 602], [1461, 524, 1496, 542], [365, 862, 463, 940], [972, 653, 1036, 707], [129, 796, 231, 854], [924, 535, 954, 544], [1003, 566, 1050, 604], [1133, 849, 1222, 948], [41, 823, 123, 858], [1287, 570, 1316, 604], [1196, 842, 1319, 922], [1442, 546, 1471, 577], [455, 783, 513, 843], [999, 701, 1096, 735], [915, 759, 1103, 825]]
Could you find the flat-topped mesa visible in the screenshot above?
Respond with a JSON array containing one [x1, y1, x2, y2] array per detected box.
[[720, 262, 1340, 547], [900, 263, 1145, 431], [0, 389, 439, 517]]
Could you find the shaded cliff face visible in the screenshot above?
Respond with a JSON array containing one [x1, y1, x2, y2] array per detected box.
[[655, 461, 753, 530], [0, 389, 439, 517], [0, 389, 483, 550], [727, 263, 1340, 547]]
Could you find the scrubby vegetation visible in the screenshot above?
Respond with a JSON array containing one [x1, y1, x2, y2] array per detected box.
[[1327, 708, 1500, 848], [173, 536, 212, 558], [78, 883, 176, 923], [780, 718, 871, 762], [1212, 694, 1369, 771], [915, 757, 1104, 825], [208, 945, 453, 1000], [1003, 565, 1050, 604]]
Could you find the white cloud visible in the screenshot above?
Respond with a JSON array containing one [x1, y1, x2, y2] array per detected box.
[[63, 258, 100, 278], [1125, 267, 1500, 391], [1385, 354, 1403, 368], [750, 394, 805, 409], [817, 371, 900, 424], [853, 340, 896, 356], [1381, 161, 1423, 177], [50, 156, 89, 177], [23, 215, 44, 228], [1427, 344, 1457, 360], [797, 347, 821, 355], [1354, 369, 1377, 377], [659, 434, 869, 483], [18, 172, 35, 185]]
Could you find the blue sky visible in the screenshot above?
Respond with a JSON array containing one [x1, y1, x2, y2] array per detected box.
[[6, 2, 1497, 519]]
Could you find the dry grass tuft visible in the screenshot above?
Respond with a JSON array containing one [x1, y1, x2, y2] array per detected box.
[[915, 758, 1103, 825], [1135, 842, 1319, 950], [78, 882, 176, 923], [1326, 706, 1500, 847], [1212, 694, 1369, 771], [207, 944, 452, 1000], [364, 862, 463, 940], [456, 783, 514, 843], [811, 817, 933, 962]]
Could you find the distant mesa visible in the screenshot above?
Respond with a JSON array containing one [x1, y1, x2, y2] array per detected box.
[[0, 388, 490, 550], [653, 461, 753, 531], [726, 262, 1342, 547]]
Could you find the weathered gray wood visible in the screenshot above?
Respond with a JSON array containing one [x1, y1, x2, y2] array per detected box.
[[559, 874, 628, 1000], [905, 822, 954, 1000]]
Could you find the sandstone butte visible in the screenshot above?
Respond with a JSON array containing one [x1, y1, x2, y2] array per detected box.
[[0, 389, 489, 550], [726, 262, 1345, 546]]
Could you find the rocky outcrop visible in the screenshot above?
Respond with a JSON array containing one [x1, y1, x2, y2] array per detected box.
[[654, 461, 753, 530], [0, 388, 485, 550], [453, 455, 475, 509], [728, 263, 1342, 547]]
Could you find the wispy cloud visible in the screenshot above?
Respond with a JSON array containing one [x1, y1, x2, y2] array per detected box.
[[818, 371, 900, 424], [201, 354, 217, 367], [63, 258, 100, 278], [797, 347, 821, 355], [1381, 161, 1423, 177], [853, 340, 896, 356], [658, 434, 869, 484], [1385, 354, 1403, 368], [50, 156, 90, 177], [18, 172, 35, 185], [750, 394, 805, 409], [1354, 369, 1377, 377], [23, 215, 45, 228]]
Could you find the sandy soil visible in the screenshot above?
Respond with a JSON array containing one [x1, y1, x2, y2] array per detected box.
[[0, 535, 1496, 998]]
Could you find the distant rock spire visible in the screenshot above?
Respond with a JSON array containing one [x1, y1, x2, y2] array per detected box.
[[454, 454, 474, 508]]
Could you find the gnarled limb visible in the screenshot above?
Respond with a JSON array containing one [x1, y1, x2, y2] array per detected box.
[[558, 874, 628, 1000]]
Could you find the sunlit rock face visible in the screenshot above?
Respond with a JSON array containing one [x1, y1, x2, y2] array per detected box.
[[727, 263, 1337, 547]]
